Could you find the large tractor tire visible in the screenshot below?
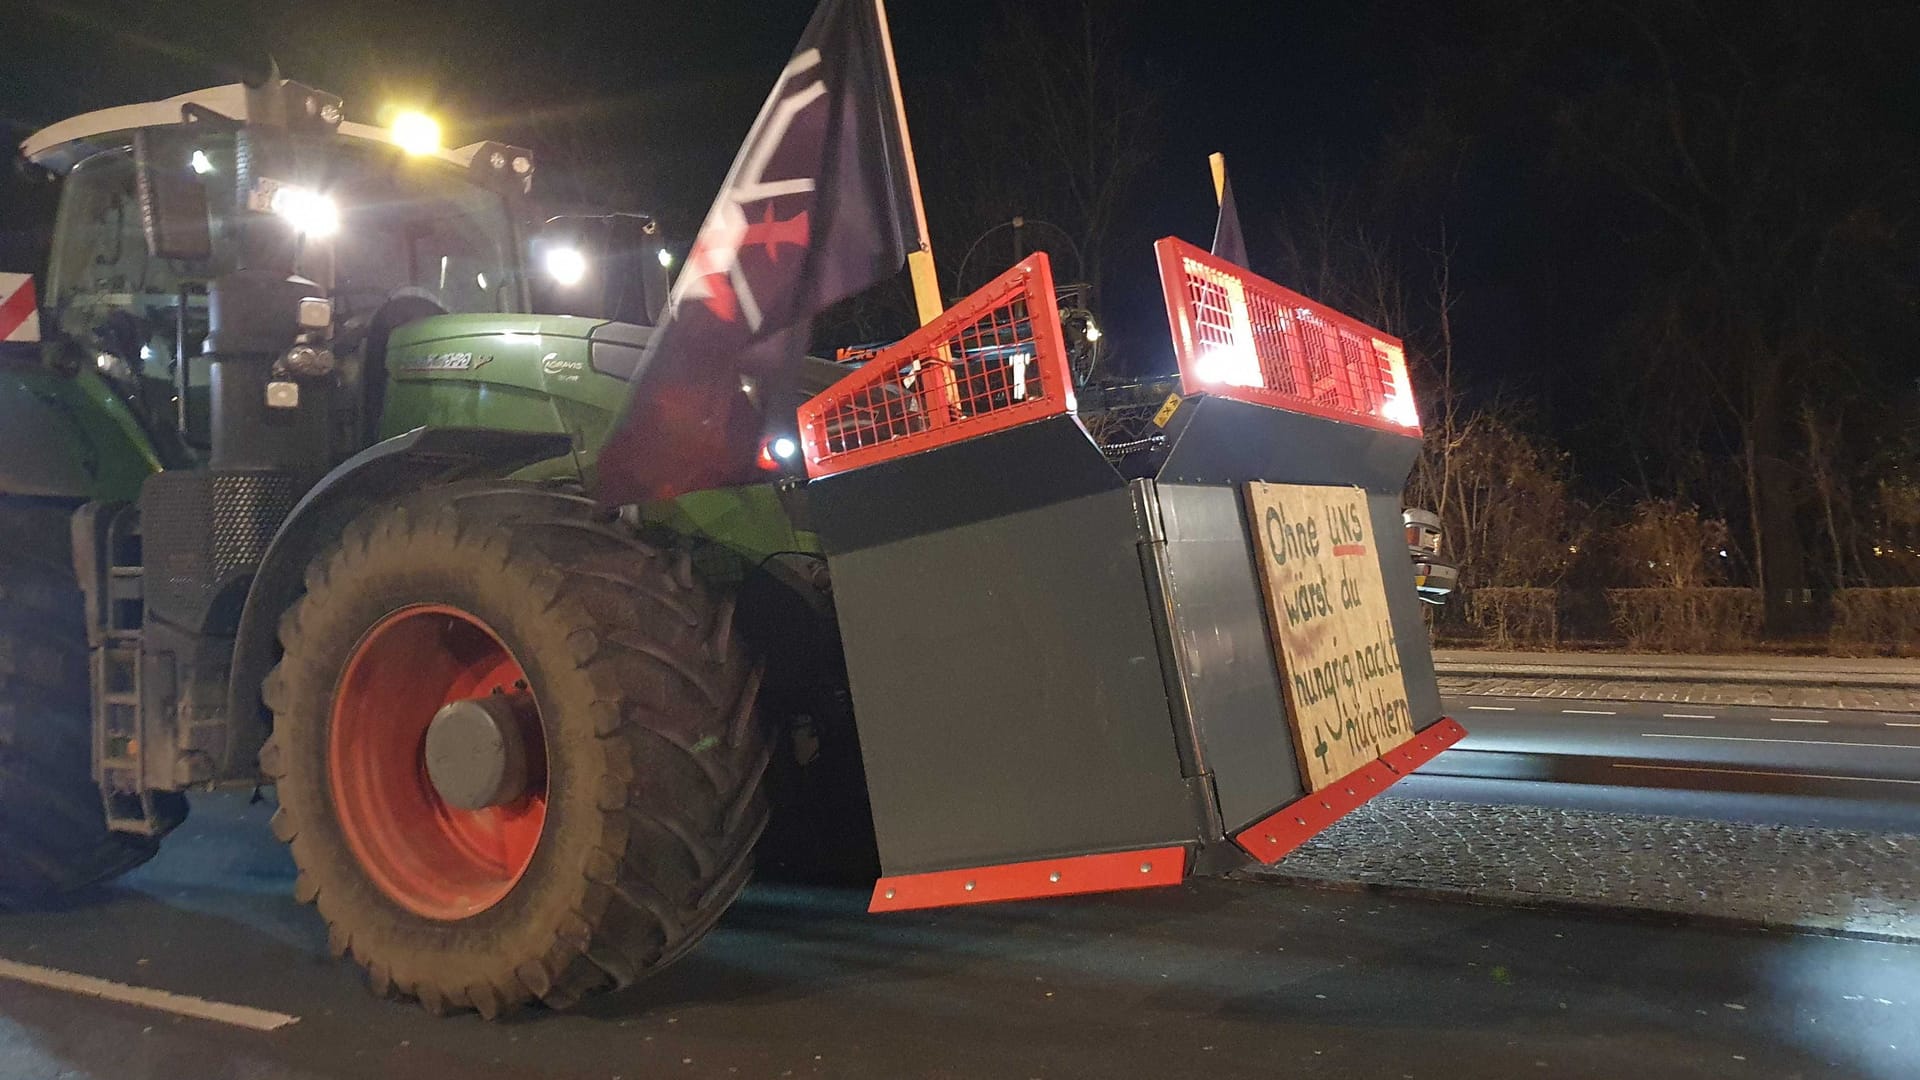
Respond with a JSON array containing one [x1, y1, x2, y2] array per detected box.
[[262, 481, 770, 1017], [0, 498, 177, 904]]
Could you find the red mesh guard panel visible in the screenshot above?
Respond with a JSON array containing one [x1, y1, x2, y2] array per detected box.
[[800, 254, 1074, 479], [1154, 237, 1421, 435]]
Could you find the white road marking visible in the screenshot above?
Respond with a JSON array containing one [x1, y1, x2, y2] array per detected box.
[[1888, 722, 1920, 728], [1562, 709, 1616, 716], [1640, 732, 1920, 751], [0, 958, 298, 1031], [1468, 705, 1515, 712], [1769, 716, 1830, 724], [1663, 713, 1716, 719], [1612, 763, 1920, 786]]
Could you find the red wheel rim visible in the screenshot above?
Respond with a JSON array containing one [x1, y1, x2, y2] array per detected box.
[[328, 604, 548, 920]]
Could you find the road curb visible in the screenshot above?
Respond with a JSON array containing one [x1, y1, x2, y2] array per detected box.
[[1434, 660, 1919, 689], [1239, 871, 1920, 946]]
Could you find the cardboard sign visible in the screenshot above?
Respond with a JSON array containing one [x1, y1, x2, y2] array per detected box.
[[1246, 482, 1414, 791]]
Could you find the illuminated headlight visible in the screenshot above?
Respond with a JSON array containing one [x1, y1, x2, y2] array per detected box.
[[1376, 338, 1421, 429], [757, 433, 802, 473], [1193, 345, 1262, 388], [1082, 318, 1102, 342], [190, 149, 214, 175], [657, 247, 675, 269], [544, 246, 588, 286], [270, 185, 339, 238], [1382, 392, 1421, 429]]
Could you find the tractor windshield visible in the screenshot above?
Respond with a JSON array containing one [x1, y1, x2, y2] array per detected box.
[[46, 129, 526, 445], [282, 135, 526, 322], [48, 132, 524, 365]]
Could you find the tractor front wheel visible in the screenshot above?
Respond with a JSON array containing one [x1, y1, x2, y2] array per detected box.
[[262, 482, 769, 1016]]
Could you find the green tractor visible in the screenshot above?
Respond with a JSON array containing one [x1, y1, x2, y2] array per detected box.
[[1, 76, 1460, 1018], [1, 77, 850, 1014]]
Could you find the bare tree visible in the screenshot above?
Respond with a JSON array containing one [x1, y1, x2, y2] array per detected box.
[[1552, 0, 1916, 628], [925, 0, 1165, 306], [1800, 405, 1856, 589]]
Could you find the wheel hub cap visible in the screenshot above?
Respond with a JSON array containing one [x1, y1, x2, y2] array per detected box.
[[327, 604, 548, 920], [424, 692, 534, 811]]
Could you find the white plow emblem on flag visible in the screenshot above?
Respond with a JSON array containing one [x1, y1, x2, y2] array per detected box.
[[0, 274, 42, 344], [676, 49, 827, 331]]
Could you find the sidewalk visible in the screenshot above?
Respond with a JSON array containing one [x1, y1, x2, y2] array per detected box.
[[1435, 649, 1920, 712], [1435, 649, 1920, 685]]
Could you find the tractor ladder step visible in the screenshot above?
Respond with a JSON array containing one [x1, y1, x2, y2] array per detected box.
[[89, 549, 166, 835]]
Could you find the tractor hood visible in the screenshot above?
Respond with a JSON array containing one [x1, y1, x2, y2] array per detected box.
[[376, 314, 650, 459], [387, 313, 613, 349]]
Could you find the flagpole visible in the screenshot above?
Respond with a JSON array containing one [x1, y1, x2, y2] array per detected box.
[[873, 0, 943, 326], [1209, 152, 1228, 207]]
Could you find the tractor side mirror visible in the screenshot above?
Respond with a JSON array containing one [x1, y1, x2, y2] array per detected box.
[[132, 128, 213, 262], [629, 218, 670, 325]]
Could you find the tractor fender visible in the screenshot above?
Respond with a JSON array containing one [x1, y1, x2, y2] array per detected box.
[[0, 380, 95, 496], [223, 427, 575, 781], [0, 366, 162, 501]]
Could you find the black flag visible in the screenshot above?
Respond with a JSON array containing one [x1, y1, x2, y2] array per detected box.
[[1210, 155, 1249, 268], [596, 0, 920, 503]]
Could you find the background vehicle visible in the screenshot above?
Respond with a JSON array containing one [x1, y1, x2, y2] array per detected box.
[[1405, 508, 1458, 604], [0, 76, 1458, 1016]]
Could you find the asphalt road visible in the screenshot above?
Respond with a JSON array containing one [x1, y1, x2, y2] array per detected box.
[[1428, 694, 1920, 817], [1, 791, 1917, 1080]]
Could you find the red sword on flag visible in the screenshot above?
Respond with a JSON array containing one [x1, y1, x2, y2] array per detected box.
[[745, 204, 810, 262], [684, 207, 812, 323]]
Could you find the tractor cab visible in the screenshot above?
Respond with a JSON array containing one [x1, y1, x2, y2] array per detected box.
[[23, 78, 539, 465]]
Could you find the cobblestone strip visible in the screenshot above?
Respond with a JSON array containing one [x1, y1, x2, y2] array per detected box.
[[1437, 675, 1920, 713], [1239, 795, 1920, 942]]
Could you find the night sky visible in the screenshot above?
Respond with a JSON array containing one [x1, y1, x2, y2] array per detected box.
[[4, 1, 1916, 515], [0, 1, 1496, 360]]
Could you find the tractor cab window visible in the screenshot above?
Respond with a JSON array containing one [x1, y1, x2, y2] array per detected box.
[[297, 141, 525, 323], [47, 143, 233, 441]]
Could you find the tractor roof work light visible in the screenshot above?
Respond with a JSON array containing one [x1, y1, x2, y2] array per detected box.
[[389, 110, 442, 156]]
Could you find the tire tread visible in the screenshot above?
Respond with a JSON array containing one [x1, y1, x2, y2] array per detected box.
[[261, 481, 768, 1015], [0, 499, 176, 904]]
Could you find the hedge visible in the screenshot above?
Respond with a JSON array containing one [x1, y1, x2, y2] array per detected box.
[[1606, 588, 1761, 652], [1464, 587, 1559, 648], [1829, 588, 1920, 656]]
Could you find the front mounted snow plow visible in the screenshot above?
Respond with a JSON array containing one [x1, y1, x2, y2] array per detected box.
[[800, 244, 1464, 913]]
